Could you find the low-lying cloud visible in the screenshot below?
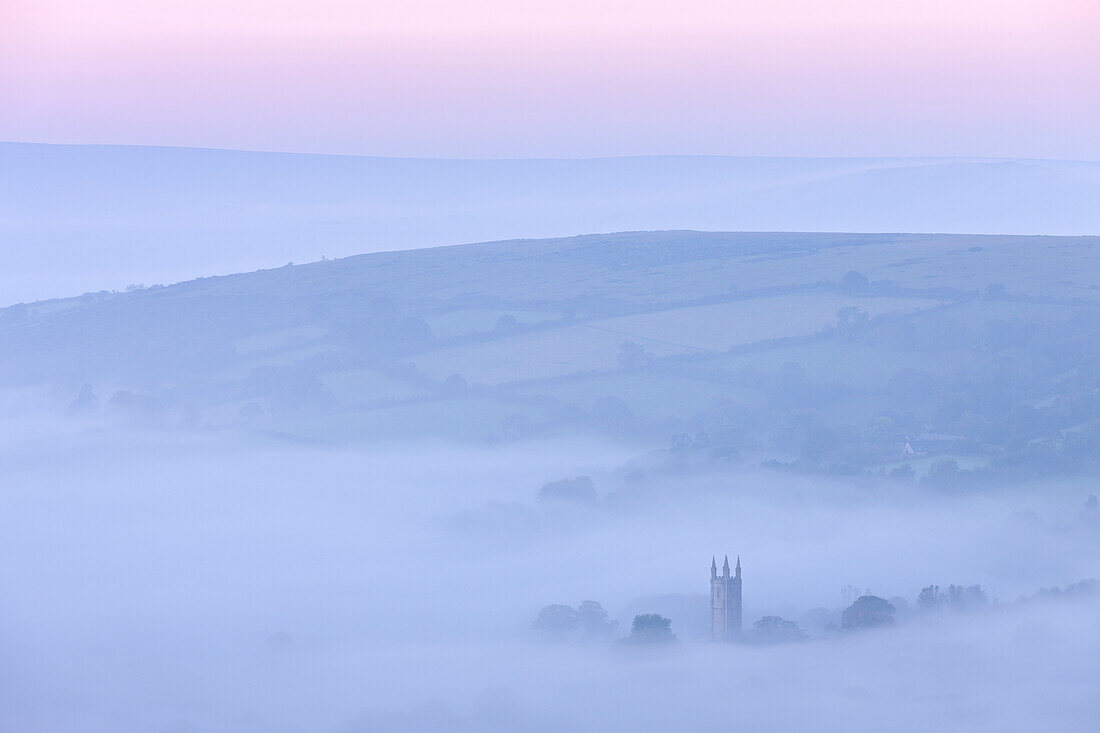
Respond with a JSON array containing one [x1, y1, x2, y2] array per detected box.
[[0, 421, 1096, 732]]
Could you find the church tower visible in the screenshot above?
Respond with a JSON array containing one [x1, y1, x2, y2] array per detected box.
[[710, 554, 742, 641]]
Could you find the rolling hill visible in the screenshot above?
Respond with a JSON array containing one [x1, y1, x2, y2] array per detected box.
[[3, 230, 1100, 481]]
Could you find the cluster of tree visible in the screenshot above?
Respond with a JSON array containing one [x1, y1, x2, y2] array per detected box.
[[645, 295, 1100, 486], [65, 384, 174, 426], [613, 614, 679, 649], [537, 476, 598, 504], [749, 616, 806, 644], [841, 595, 896, 630], [916, 584, 988, 612], [532, 604, 681, 649], [1024, 578, 1098, 603], [533, 575, 1096, 655], [531, 601, 618, 641]]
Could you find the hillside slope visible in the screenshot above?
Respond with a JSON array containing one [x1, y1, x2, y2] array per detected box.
[[3, 230, 1100, 481]]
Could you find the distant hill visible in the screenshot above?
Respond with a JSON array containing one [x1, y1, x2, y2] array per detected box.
[[3, 229, 1100, 484], [3, 143, 1100, 303]]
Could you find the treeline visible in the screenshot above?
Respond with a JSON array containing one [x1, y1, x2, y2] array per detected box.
[[530, 579, 1098, 650], [657, 302, 1100, 484]]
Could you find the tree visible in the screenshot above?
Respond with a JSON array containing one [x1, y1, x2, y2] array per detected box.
[[890, 464, 916, 480], [442, 373, 470, 396], [577, 601, 617, 640], [839, 270, 870, 293], [532, 605, 580, 639], [917, 585, 942, 611], [533, 601, 616, 642], [836, 306, 870, 338], [625, 614, 677, 644], [538, 476, 597, 504], [947, 584, 987, 611], [751, 616, 806, 644], [841, 596, 896, 630], [925, 459, 961, 488], [918, 584, 987, 612], [66, 383, 99, 416]]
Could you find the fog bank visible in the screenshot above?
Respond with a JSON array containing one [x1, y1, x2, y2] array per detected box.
[[0, 424, 1096, 732]]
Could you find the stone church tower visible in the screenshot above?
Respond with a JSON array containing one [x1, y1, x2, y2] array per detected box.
[[710, 555, 742, 640]]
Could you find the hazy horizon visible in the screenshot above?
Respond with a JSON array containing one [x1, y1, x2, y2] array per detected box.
[[5, 143, 1100, 305]]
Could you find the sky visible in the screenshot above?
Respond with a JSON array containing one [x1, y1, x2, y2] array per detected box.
[[2, 0, 1099, 159]]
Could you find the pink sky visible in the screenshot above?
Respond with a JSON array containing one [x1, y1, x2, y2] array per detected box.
[[2, 0, 1098, 158]]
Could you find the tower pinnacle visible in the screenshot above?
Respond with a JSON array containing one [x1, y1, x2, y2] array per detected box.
[[723, 555, 730, 578], [735, 555, 741, 578]]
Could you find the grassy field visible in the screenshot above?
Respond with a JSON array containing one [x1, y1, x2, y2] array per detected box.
[[587, 294, 939, 350], [411, 294, 941, 385], [510, 371, 764, 424], [424, 308, 558, 339]]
